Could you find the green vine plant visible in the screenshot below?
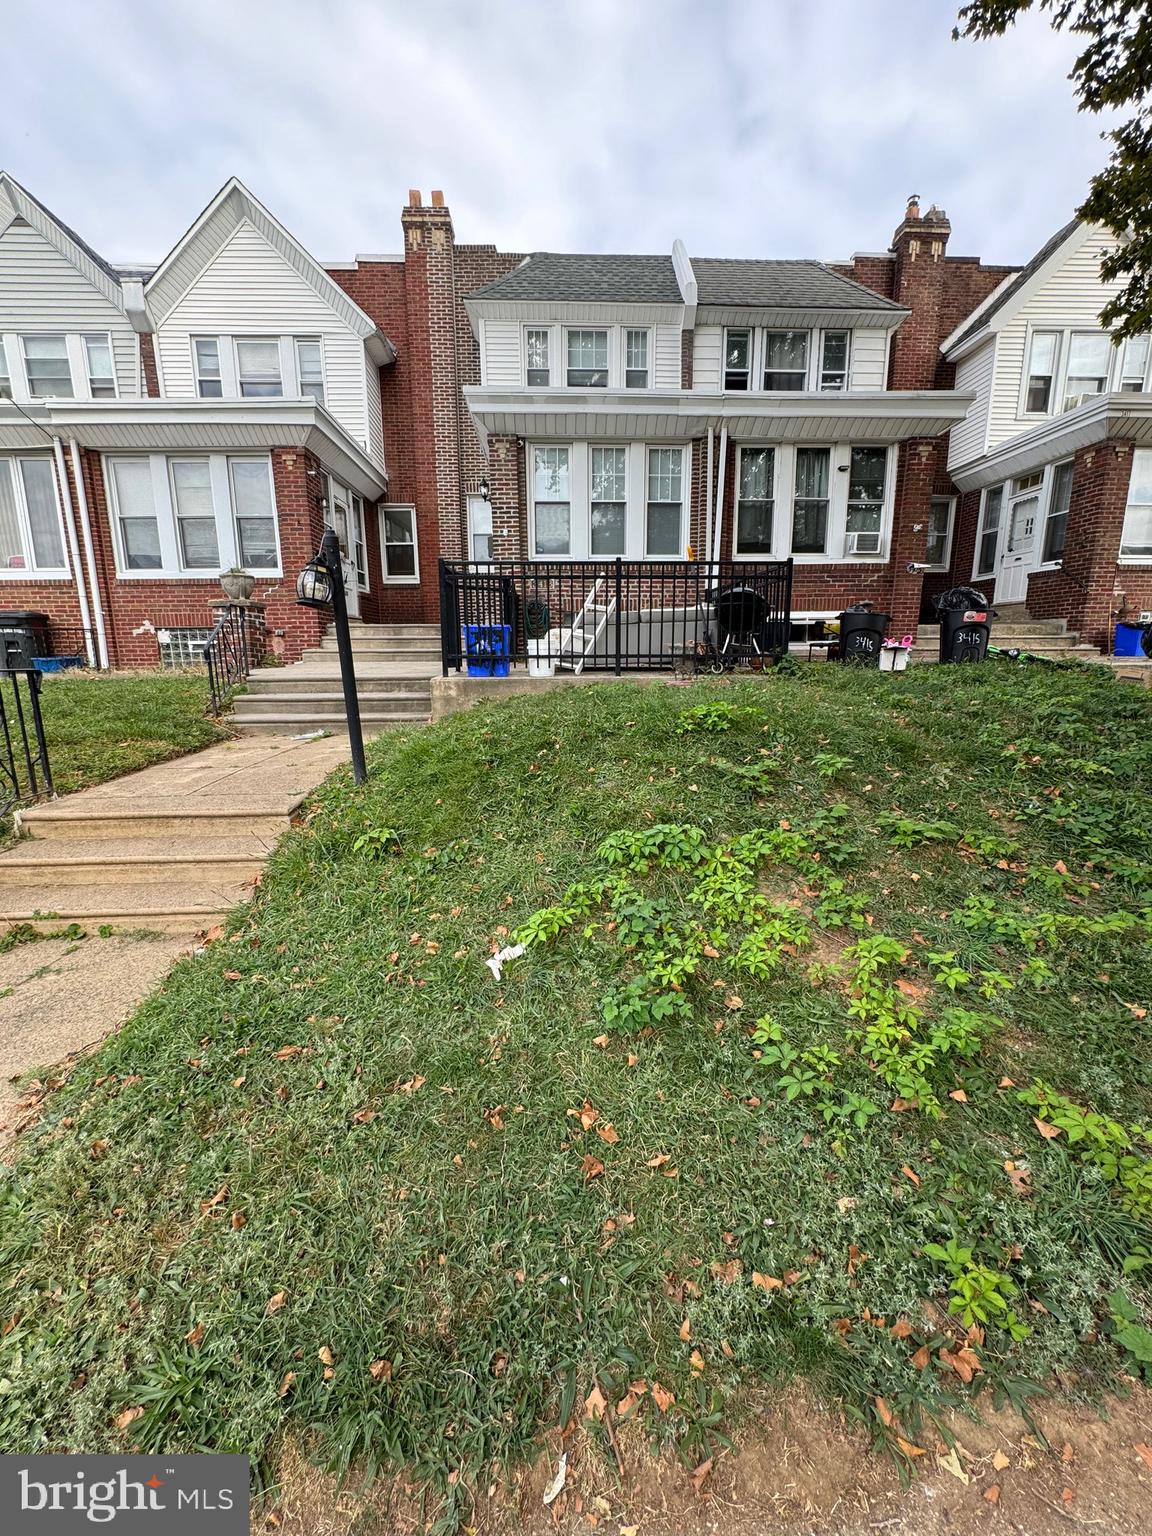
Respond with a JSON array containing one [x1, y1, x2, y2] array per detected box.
[[922, 1236, 1031, 1341], [1020, 1081, 1152, 1218]]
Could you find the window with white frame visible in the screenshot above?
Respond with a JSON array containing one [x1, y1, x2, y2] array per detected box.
[[1025, 331, 1059, 413], [735, 447, 774, 555], [763, 331, 808, 391], [625, 330, 649, 389], [926, 496, 955, 571], [532, 446, 572, 554], [193, 338, 223, 398], [295, 338, 324, 404], [107, 453, 280, 575], [382, 504, 419, 580], [1120, 335, 1150, 392], [844, 447, 886, 554], [0, 340, 10, 400], [645, 447, 683, 555], [820, 331, 849, 390], [974, 484, 1004, 577], [169, 459, 220, 569], [724, 329, 751, 390], [591, 446, 626, 554], [792, 447, 830, 554], [526, 328, 550, 387], [22, 335, 73, 398], [235, 338, 283, 398], [83, 335, 116, 398], [1063, 333, 1112, 411], [0, 456, 67, 573], [566, 330, 608, 388], [1121, 448, 1152, 559], [1042, 461, 1073, 564]]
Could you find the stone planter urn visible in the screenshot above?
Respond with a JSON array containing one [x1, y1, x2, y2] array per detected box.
[[220, 568, 255, 602]]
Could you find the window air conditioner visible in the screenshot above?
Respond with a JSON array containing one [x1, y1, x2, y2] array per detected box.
[[845, 530, 882, 556]]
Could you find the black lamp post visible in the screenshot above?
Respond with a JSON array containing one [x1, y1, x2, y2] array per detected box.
[[296, 525, 366, 785]]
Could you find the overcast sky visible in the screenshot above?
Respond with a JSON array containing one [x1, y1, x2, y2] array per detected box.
[[1, 0, 1114, 270]]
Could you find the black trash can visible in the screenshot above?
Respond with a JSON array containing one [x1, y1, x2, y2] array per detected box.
[[934, 586, 992, 664], [837, 605, 890, 666], [0, 610, 50, 658]]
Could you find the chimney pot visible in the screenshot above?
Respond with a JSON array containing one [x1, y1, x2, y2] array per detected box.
[[905, 194, 921, 221], [408, 189, 422, 208], [431, 190, 445, 208]]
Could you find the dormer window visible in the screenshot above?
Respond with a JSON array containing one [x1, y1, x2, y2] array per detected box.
[[566, 330, 608, 387], [22, 336, 73, 398], [724, 329, 751, 390], [83, 335, 116, 399], [235, 338, 283, 398], [1120, 335, 1150, 392], [1063, 333, 1110, 412], [295, 338, 324, 404], [763, 331, 808, 391], [526, 328, 550, 386], [820, 331, 849, 391], [625, 329, 649, 389], [194, 338, 223, 398]]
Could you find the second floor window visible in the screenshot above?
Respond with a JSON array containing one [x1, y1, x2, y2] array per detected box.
[[724, 329, 751, 390], [194, 339, 223, 397], [83, 335, 116, 399], [526, 328, 550, 386], [1120, 335, 1150, 391], [566, 330, 608, 388], [22, 336, 73, 398], [1025, 331, 1059, 412], [236, 339, 283, 398], [763, 330, 808, 391], [0, 341, 10, 400], [1063, 333, 1111, 411], [295, 339, 324, 404], [625, 330, 649, 389], [820, 331, 849, 390]]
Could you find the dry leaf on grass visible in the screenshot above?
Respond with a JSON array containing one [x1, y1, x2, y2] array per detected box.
[[710, 1259, 742, 1284], [278, 1371, 297, 1398], [1033, 1116, 1062, 1139], [992, 1449, 1011, 1472], [651, 1381, 675, 1412], [751, 1271, 783, 1291], [646, 1152, 671, 1168], [584, 1384, 608, 1421], [581, 1154, 605, 1182], [184, 1323, 205, 1348], [266, 1291, 288, 1315], [678, 1315, 691, 1341], [369, 1359, 392, 1383], [901, 1164, 921, 1186], [689, 1349, 705, 1375], [690, 1456, 714, 1494], [115, 1406, 143, 1431], [596, 1124, 620, 1145]]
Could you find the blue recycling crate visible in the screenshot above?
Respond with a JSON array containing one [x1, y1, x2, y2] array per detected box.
[[465, 623, 511, 677]]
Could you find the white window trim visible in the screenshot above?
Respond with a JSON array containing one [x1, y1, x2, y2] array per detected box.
[[722, 326, 754, 391], [293, 335, 326, 404], [818, 328, 851, 392], [1120, 446, 1152, 564], [80, 332, 118, 400], [523, 324, 557, 389], [760, 329, 812, 392], [0, 454, 70, 578], [973, 483, 1005, 580], [15, 333, 76, 401], [924, 494, 956, 573], [1018, 327, 1063, 418], [526, 441, 689, 560], [731, 442, 894, 563], [624, 327, 651, 390], [643, 444, 687, 558], [1038, 460, 1074, 569], [563, 326, 612, 389], [191, 335, 228, 398], [104, 452, 281, 579], [233, 335, 287, 399], [380, 502, 420, 583], [733, 444, 778, 558]]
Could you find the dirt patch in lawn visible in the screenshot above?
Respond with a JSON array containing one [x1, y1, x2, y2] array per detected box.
[[259, 1383, 1152, 1535]]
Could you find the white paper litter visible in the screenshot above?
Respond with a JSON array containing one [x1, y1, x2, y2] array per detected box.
[[542, 1451, 568, 1506], [485, 943, 525, 980]]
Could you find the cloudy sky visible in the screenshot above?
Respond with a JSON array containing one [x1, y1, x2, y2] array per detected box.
[[1, 0, 1114, 269]]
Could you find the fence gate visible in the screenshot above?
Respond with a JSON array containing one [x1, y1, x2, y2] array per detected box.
[[0, 632, 54, 818]]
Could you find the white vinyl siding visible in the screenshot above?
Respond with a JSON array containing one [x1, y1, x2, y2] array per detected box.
[[483, 320, 526, 387], [847, 329, 888, 390], [0, 216, 139, 396], [948, 338, 996, 470], [652, 324, 682, 388], [154, 220, 372, 450], [483, 320, 685, 391], [691, 326, 725, 391], [692, 323, 888, 392]]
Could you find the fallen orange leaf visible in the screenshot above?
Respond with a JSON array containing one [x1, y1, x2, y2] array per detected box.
[[266, 1291, 288, 1315], [581, 1154, 605, 1182], [901, 1165, 921, 1186], [651, 1381, 675, 1413], [1033, 1117, 1062, 1139], [690, 1456, 713, 1494]]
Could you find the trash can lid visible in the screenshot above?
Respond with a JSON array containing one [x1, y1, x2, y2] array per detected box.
[[0, 610, 50, 624]]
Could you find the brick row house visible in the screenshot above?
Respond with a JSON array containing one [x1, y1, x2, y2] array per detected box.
[[0, 175, 1148, 670]]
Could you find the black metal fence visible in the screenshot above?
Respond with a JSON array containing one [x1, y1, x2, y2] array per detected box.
[[206, 604, 266, 714], [0, 667, 53, 819], [439, 558, 794, 676]]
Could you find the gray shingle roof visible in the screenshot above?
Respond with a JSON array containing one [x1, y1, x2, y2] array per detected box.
[[948, 219, 1079, 350], [693, 258, 905, 311], [469, 252, 682, 304]]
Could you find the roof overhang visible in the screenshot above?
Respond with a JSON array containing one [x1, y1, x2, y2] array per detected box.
[[464, 297, 685, 336], [464, 387, 974, 448], [695, 304, 908, 330], [950, 393, 1152, 491], [0, 399, 387, 500]]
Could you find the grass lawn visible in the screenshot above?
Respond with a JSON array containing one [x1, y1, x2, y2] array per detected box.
[[2, 663, 1151, 1523]]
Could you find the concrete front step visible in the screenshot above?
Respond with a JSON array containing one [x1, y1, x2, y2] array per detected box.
[[318, 639, 441, 658], [235, 713, 418, 736], [0, 834, 269, 888], [234, 691, 429, 718], [0, 878, 251, 933], [343, 623, 439, 639], [245, 671, 433, 696], [919, 621, 1072, 641], [17, 800, 302, 843]]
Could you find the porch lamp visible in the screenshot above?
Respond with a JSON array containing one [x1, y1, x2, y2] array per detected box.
[[295, 526, 366, 785]]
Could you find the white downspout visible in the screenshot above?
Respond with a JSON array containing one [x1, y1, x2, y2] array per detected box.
[[68, 439, 109, 668], [704, 425, 715, 565], [52, 436, 97, 667], [713, 426, 728, 569]]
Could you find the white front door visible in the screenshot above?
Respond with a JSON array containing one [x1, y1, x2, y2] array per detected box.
[[998, 493, 1039, 604], [326, 492, 362, 617], [467, 494, 493, 562]]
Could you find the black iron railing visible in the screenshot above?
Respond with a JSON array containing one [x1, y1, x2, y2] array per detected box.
[[0, 667, 53, 819], [205, 604, 266, 714], [439, 558, 794, 676]]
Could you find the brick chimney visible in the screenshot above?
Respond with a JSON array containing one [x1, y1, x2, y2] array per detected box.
[[887, 195, 952, 390]]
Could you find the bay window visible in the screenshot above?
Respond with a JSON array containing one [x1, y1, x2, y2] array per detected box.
[[1042, 461, 1073, 564], [975, 485, 1004, 577], [844, 447, 886, 554], [194, 338, 223, 398], [645, 448, 683, 556], [763, 331, 808, 391], [625, 330, 649, 389], [566, 330, 608, 388], [526, 328, 550, 387], [0, 456, 67, 573], [22, 335, 73, 398], [1063, 333, 1111, 411], [532, 446, 572, 554], [724, 329, 751, 390], [820, 331, 849, 390], [591, 446, 626, 555], [1121, 448, 1152, 558], [235, 338, 283, 398], [107, 453, 280, 575], [169, 459, 220, 568], [792, 448, 830, 554], [1025, 331, 1059, 413], [926, 496, 955, 571], [83, 335, 116, 398], [736, 447, 774, 555], [295, 338, 324, 404]]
